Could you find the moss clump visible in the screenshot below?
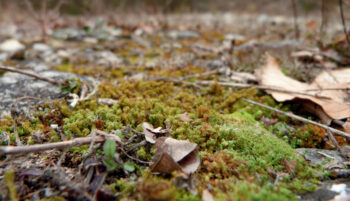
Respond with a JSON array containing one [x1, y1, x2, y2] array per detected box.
[[6, 80, 320, 200]]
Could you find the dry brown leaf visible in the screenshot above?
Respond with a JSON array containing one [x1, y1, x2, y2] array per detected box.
[[257, 53, 350, 122], [142, 122, 157, 143], [151, 137, 200, 174], [180, 112, 193, 122], [142, 122, 170, 144], [150, 151, 183, 174]]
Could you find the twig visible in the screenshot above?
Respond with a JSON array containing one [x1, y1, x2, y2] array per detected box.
[[339, 0, 350, 45], [0, 66, 61, 85], [119, 147, 151, 165], [196, 80, 331, 99], [242, 98, 350, 139], [149, 77, 202, 89], [327, 130, 341, 151], [127, 140, 147, 153], [178, 69, 218, 81], [80, 79, 100, 100], [0, 136, 105, 156]]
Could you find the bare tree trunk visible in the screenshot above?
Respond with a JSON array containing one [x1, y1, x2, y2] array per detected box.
[[291, 0, 300, 39], [320, 0, 327, 36]]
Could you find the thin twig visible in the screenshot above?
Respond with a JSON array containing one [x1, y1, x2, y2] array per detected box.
[[242, 98, 350, 139], [80, 79, 100, 100], [149, 77, 202, 89], [178, 69, 219, 81], [339, 0, 350, 45], [0, 136, 105, 156], [196, 80, 331, 99], [0, 66, 61, 85], [119, 147, 151, 165], [327, 130, 341, 151]]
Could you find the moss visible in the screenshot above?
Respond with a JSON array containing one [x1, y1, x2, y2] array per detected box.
[[4, 170, 19, 201], [214, 180, 297, 201], [175, 189, 201, 201], [4, 79, 322, 199], [110, 178, 136, 197]]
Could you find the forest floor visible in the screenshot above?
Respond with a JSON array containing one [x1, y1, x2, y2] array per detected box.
[[0, 10, 350, 201]]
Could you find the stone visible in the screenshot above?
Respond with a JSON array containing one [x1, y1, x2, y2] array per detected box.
[[167, 30, 199, 39], [0, 70, 93, 116], [32, 43, 52, 52], [296, 148, 345, 168], [0, 39, 25, 53]]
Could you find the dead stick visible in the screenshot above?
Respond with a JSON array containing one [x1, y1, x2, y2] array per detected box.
[[0, 136, 106, 156], [242, 98, 350, 139], [197, 80, 331, 99], [327, 130, 341, 151], [0, 66, 61, 85]]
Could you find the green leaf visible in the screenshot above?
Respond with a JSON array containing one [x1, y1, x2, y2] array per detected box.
[[103, 158, 117, 170], [103, 139, 116, 159], [124, 161, 135, 172]]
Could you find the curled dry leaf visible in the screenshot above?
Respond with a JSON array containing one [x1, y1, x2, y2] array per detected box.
[[150, 137, 200, 175], [257, 53, 350, 124], [142, 122, 170, 144]]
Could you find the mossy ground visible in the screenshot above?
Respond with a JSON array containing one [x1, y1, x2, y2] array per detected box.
[[0, 77, 324, 200]]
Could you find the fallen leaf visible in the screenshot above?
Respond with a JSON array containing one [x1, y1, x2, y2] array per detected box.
[[180, 112, 193, 122], [142, 122, 157, 143], [151, 137, 200, 174], [142, 122, 170, 144], [257, 53, 350, 123], [150, 152, 183, 174]]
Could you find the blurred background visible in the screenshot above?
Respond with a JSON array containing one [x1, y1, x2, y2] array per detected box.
[[0, 0, 342, 15]]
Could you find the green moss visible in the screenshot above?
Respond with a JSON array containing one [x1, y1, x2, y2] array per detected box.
[[175, 189, 201, 201], [110, 178, 136, 197], [4, 170, 19, 201], [6, 79, 321, 199], [214, 180, 297, 201]]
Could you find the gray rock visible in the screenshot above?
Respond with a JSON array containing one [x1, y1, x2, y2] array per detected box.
[[0, 39, 25, 53], [296, 148, 345, 168], [224, 34, 246, 41], [0, 70, 92, 116], [167, 30, 199, 40], [32, 43, 52, 52]]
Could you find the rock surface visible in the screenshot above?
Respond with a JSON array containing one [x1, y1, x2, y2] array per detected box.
[[0, 70, 92, 116]]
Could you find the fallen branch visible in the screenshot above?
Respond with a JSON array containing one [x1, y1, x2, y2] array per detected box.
[[0, 136, 104, 156], [242, 98, 350, 139], [0, 130, 121, 156], [197, 80, 331, 99], [0, 66, 61, 85]]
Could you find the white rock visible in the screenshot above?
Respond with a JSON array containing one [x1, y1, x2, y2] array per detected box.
[[32, 43, 52, 52], [0, 39, 25, 53]]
